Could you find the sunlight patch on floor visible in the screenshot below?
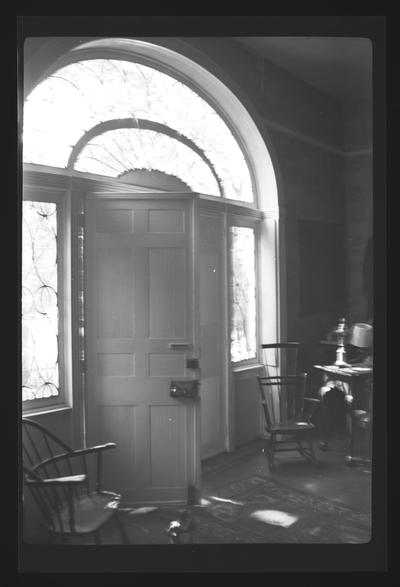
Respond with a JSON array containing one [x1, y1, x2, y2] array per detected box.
[[119, 506, 158, 515], [209, 496, 244, 506], [197, 498, 212, 506], [303, 482, 318, 490], [250, 509, 299, 528]]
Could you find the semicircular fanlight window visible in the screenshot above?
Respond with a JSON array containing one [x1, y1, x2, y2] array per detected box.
[[23, 59, 253, 201], [75, 128, 220, 196]]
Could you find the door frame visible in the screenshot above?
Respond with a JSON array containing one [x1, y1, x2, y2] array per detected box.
[[83, 189, 236, 464], [23, 165, 267, 462]]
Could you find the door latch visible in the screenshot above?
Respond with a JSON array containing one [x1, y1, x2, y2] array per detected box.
[[170, 380, 199, 398], [186, 358, 199, 369]]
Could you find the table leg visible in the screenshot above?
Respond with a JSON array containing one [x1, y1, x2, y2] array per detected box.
[[318, 384, 335, 450], [344, 392, 355, 464]]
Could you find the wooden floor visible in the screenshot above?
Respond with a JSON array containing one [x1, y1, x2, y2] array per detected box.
[[202, 430, 372, 513], [23, 429, 372, 546], [21, 427, 380, 573]]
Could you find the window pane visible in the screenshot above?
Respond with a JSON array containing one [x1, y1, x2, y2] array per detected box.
[[230, 226, 257, 362], [23, 59, 253, 201], [75, 128, 220, 196], [22, 201, 59, 401]]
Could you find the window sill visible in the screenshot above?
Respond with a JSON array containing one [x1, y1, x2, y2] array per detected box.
[[22, 403, 73, 418], [233, 362, 264, 374]]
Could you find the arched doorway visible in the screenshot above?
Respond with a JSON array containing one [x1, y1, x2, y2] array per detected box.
[[22, 38, 280, 504]]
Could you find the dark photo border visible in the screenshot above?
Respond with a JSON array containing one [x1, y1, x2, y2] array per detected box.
[[14, 14, 388, 576]]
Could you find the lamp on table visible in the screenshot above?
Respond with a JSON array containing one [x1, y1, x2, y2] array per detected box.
[[349, 323, 373, 366], [333, 317, 351, 367]]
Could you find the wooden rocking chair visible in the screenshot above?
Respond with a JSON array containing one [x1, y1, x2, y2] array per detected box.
[[257, 374, 320, 470]]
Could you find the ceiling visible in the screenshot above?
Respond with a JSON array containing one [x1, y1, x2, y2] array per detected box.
[[24, 36, 373, 103], [234, 37, 372, 102]]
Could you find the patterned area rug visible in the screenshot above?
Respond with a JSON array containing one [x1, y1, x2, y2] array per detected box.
[[119, 475, 371, 544]]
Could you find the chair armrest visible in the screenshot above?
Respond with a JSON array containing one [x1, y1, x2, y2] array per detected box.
[[37, 443, 117, 470], [68, 443, 117, 493], [25, 474, 86, 486], [70, 442, 117, 457], [304, 398, 320, 405]]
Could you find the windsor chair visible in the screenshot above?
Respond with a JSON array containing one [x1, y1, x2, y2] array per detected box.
[[22, 418, 129, 544]]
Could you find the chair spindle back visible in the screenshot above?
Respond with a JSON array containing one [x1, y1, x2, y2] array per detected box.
[[261, 343, 300, 378], [257, 374, 307, 431], [22, 419, 90, 533]]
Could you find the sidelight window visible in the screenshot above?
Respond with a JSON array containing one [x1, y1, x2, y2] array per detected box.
[[229, 225, 257, 363], [22, 190, 70, 411]]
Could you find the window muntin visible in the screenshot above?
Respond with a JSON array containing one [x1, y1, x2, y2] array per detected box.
[[23, 59, 253, 201], [229, 225, 257, 363]]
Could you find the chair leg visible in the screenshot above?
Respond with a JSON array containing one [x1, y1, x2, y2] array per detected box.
[[297, 436, 319, 465], [115, 511, 130, 545], [267, 436, 276, 471], [93, 530, 102, 545], [308, 435, 319, 465], [297, 437, 309, 461]]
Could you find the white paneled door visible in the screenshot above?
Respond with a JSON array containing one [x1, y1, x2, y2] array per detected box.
[[85, 194, 200, 505]]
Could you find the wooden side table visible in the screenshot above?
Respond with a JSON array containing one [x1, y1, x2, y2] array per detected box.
[[314, 364, 373, 464]]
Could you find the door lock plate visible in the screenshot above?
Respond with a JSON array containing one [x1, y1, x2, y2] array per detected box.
[[186, 358, 199, 369], [170, 380, 199, 398]]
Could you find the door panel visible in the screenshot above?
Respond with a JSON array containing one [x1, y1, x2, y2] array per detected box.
[[96, 247, 134, 338], [98, 406, 137, 489], [97, 353, 135, 377], [85, 195, 200, 505], [150, 405, 187, 486], [148, 353, 186, 377], [149, 248, 186, 338], [199, 212, 227, 459]]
